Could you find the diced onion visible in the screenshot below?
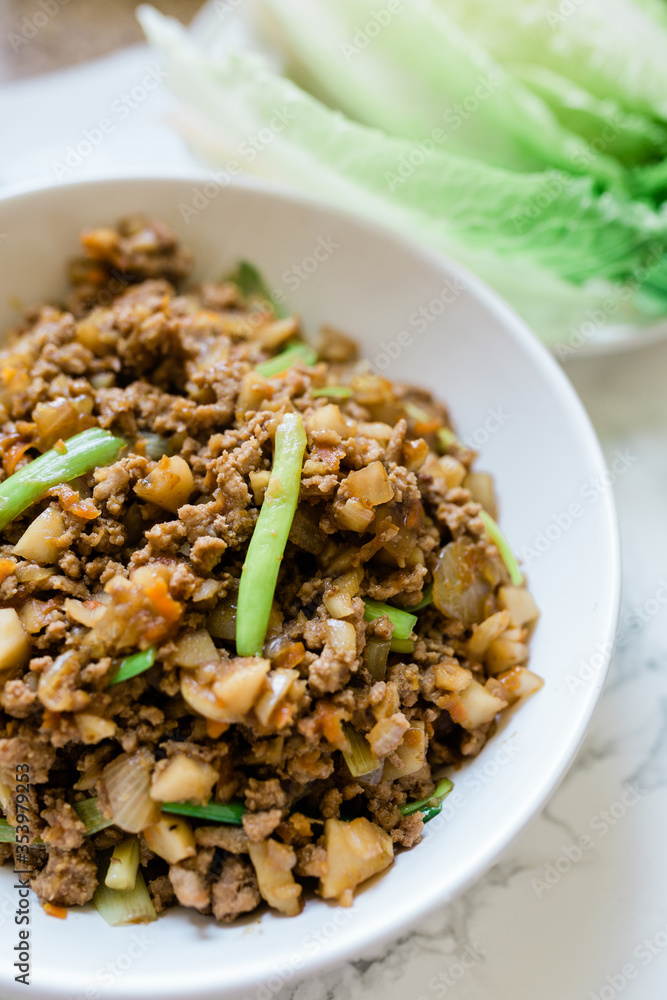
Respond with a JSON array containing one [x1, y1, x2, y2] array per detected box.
[[102, 752, 161, 833], [13, 506, 65, 564], [433, 538, 491, 625], [0, 608, 30, 673], [464, 472, 498, 520], [382, 721, 427, 780], [343, 462, 394, 506]]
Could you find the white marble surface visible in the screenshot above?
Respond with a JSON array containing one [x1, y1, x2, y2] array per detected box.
[[2, 41, 667, 1000]]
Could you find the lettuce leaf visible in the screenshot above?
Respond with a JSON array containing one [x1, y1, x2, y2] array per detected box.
[[138, 5, 667, 342], [256, 0, 618, 180], [441, 0, 667, 124], [511, 62, 667, 167]]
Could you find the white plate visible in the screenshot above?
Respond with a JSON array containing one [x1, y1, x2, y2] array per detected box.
[[0, 174, 620, 1000]]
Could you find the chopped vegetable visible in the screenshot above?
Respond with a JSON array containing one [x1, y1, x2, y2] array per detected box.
[[144, 813, 196, 864], [0, 818, 15, 843], [389, 637, 415, 654], [150, 754, 218, 804], [102, 752, 161, 833], [229, 260, 289, 318], [105, 836, 140, 892], [13, 505, 65, 564], [362, 600, 417, 640], [133, 455, 194, 513], [341, 722, 380, 778], [255, 343, 317, 378], [0, 608, 30, 673], [382, 721, 427, 780], [433, 538, 491, 625], [73, 796, 113, 835], [364, 637, 391, 681], [311, 386, 352, 398], [161, 800, 245, 825], [248, 838, 302, 916], [0, 428, 124, 530], [478, 510, 523, 585], [400, 777, 454, 820], [236, 412, 307, 656], [93, 867, 157, 927], [107, 647, 157, 686], [410, 583, 434, 611], [319, 817, 393, 906]]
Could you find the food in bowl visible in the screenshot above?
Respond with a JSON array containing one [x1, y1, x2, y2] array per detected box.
[[0, 217, 541, 925]]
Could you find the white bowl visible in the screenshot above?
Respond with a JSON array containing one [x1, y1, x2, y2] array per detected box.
[[0, 175, 620, 1000]]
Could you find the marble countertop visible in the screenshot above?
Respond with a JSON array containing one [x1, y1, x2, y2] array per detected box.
[[1, 36, 666, 1000]]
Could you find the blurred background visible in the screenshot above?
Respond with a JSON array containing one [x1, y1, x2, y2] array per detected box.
[[0, 0, 198, 80]]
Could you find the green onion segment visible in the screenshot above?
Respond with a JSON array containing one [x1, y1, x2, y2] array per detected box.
[[107, 647, 157, 687], [93, 866, 156, 927], [236, 412, 307, 656], [362, 599, 417, 639], [161, 800, 245, 825], [255, 343, 318, 378], [478, 510, 523, 585], [229, 260, 289, 318], [0, 428, 124, 531], [400, 778, 454, 822]]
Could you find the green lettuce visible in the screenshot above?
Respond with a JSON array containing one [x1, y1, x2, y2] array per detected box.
[[256, 0, 618, 180], [138, 5, 667, 343]]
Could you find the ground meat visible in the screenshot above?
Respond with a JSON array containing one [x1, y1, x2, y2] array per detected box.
[[242, 809, 282, 843], [244, 779, 286, 812], [194, 826, 250, 853], [169, 862, 211, 912], [148, 874, 177, 914], [40, 798, 86, 851], [0, 215, 539, 924], [31, 842, 97, 906], [0, 736, 55, 784], [294, 843, 328, 879], [211, 856, 260, 922]]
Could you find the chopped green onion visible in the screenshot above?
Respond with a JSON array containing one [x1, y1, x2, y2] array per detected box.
[[390, 637, 415, 654], [0, 428, 124, 531], [410, 583, 434, 611], [479, 510, 523, 586], [400, 778, 454, 820], [255, 342, 318, 378], [73, 796, 113, 835], [436, 427, 459, 452], [404, 401, 433, 424], [311, 386, 352, 398], [93, 866, 156, 927], [364, 637, 391, 681], [2, 801, 109, 842], [0, 818, 15, 843], [161, 800, 245, 825], [236, 412, 307, 656], [363, 599, 417, 640], [107, 647, 157, 686], [229, 260, 289, 318], [105, 836, 140, 892], [341, 723, 379, 778], [140, 433, 172, 460]]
